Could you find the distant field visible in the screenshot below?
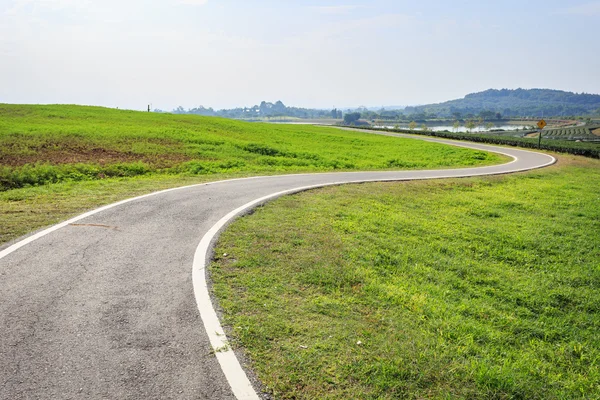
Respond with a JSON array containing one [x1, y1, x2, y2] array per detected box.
[[0, 104, 501, 192], [349, 125, 600, 158], [541, 126, 599, 141], [0, 104, 504, 245], [211, 155, 600, 399]]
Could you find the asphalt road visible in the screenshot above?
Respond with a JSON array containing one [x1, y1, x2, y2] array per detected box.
[[0, 133, 555, 400]]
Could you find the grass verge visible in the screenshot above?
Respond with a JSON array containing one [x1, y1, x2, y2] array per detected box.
[[210, 155, 600, 399], [0, 172, 256, 246]]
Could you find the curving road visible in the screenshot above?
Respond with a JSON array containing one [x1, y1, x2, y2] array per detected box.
[[0, 132, 555, 400]]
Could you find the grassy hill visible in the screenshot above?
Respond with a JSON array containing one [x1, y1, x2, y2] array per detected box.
[[0, 104, 503, 191], [404, 88, 600, 118], [0, 104, 503, 244]]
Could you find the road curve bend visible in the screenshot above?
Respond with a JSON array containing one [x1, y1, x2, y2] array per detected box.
[[0, 133, 555, 399]]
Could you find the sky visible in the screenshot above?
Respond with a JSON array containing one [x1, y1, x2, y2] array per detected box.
[[0, 0, 599, 111]]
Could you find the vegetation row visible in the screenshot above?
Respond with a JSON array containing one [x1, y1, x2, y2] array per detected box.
[[542, 126, 599, 140], [345, 125, 600, 159]]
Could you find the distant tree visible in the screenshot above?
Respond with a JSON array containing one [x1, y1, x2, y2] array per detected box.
[[273, 100, 286, 114], [259, 101, 269, 116], [486, 122, 495, 131], [479, 110, 496, 120], [361, 111, 378, 120], [421, 123, 428, 131], [495, 112, 502, 120], [331, 108, 338, 119], [343, 112, 361, 125], [412, 112, 427, 122], [409, 121, 417, 130], [452, 111, 463, 120], [465, 120, 476, 133], [453, 120, 460, 132]]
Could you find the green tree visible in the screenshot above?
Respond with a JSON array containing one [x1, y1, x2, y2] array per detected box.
[[421, 123, 428, 131], [479, 110, 496, 120], [343, 112, 361, 125], [465, 120, 476, 133], [486, 122, 495, 131], [453, 120, 460, 132], [409, 121, 417, 130]]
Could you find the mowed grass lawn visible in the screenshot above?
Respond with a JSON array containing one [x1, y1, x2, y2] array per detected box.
[[211, 155, 600, 399], [0, 104, 503, 245]]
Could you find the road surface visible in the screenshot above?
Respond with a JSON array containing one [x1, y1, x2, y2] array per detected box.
[[0, 133, 555, 399]]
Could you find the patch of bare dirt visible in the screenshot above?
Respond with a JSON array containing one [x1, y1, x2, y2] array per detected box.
[[0, 142, 190, 168]]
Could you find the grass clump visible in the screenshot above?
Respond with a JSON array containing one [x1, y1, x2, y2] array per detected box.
[[0, 104, 503, 191], [211, 155, 600, 399]]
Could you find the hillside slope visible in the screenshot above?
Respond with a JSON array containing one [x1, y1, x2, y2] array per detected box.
[[0, 104, 501, 191], [404, 88, 600, 118]]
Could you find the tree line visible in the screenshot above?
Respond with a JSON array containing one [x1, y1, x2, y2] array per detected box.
[[157, 89, 600, 121]]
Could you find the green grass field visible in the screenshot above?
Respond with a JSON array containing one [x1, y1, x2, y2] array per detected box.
[[0, 104, 504, 245], [0, 104, 500, 191], [3, 104, 598, 398], [211, 155, 600, 399]]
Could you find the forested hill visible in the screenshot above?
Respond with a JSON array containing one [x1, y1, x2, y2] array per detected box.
[[404, 89, 600, 118]]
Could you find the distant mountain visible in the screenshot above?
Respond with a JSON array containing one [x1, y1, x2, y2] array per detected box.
[[404, 89, 600, 118]]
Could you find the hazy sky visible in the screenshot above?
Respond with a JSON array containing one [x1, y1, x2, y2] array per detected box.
[[1, 0, 599, 111]]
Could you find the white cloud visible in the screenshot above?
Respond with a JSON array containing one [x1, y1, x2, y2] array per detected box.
[[560, 1, 600, 16]]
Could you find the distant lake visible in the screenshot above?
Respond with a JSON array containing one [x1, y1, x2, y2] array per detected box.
[[375, 124, 532, 133]]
